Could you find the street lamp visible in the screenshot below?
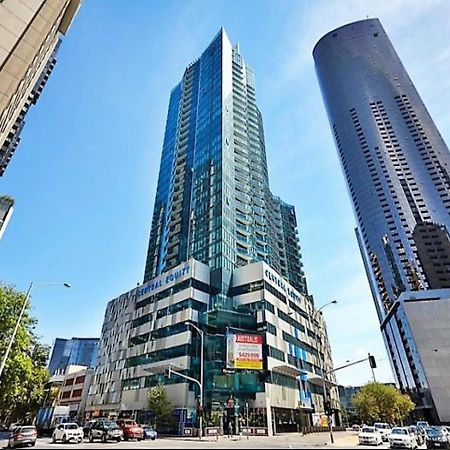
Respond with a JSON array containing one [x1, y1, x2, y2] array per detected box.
[[0, 281, 71, 381], [185, 320, 204, 441], [311, 300, 337, 444]]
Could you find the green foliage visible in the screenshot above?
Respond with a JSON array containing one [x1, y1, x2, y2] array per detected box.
[[353, 382, 415, 424], [0, 284, 50, 425], [147, 384, 174, 430]]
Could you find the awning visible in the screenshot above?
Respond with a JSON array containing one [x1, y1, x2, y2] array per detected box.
[[272, 364, 305, 378], [307, 376, 338, 389]]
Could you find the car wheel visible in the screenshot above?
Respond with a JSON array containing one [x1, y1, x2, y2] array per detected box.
[[151, 436, 156, 441], [62, 434, 67, 444], [89, 433, 94, 443], [101, 433, 107, 443], [78, 438, 82, 443], [124, 435, 128, 441], [116, 438, 121, 442], [52, 435, 56, 443]]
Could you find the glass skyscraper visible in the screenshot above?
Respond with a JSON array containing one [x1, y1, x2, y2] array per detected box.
[[144, 28, 307, 295], [87, 29, 338, 434], [48, 337, 99, 375], [314, 19, 450, 421]]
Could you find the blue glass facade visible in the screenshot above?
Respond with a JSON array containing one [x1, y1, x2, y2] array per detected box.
[[144, 29, 307, 295], [314, 18, 450, 419], [48, 337, 99, 375]]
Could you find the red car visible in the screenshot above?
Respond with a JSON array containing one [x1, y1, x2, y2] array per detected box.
[[117, 420, 143, 441]]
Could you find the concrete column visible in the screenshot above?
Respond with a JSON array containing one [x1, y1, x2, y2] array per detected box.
[[265, 395, 273, 437]]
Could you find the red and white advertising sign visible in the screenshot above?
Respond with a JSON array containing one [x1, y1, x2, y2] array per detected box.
[[226, 333, 263, 370]]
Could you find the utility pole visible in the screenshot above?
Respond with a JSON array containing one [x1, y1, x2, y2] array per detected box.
[[246, 402, 249, 440]]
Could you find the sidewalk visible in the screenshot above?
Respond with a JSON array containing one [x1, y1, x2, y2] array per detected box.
[[164, 430, 358, 446]]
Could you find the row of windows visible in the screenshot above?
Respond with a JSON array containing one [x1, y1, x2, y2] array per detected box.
[[129, 322, 194, 347], [266, 345, 285, 362], [282, 331, 319, 359], [125, 344, 193, 368], [277, 308, 306, 333], [135, 278, 211, 310], [132, 298, 207, 329], [267, 371, 297, 390]]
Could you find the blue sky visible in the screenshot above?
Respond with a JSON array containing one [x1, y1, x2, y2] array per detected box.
[[1, 0, 450, 386]]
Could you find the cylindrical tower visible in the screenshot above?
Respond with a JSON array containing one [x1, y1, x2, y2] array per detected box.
[[314, 18, 450, 410]]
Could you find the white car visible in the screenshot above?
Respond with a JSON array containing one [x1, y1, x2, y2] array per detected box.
[[358, 426, 383, 446], [388, 427, 418, 449], [52, 423, 84, 444], [374, 422, 392, 441]]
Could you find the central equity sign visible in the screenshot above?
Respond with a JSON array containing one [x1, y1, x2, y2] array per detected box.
[[264, 266, 302, 303], [135, 264, 190, 299]]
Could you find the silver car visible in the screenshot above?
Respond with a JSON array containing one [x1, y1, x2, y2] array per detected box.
[[8, 425, 37, 448]]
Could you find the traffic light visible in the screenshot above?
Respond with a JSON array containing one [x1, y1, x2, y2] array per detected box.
[[368, 354, 377, 369], [324, 400, 332, 416]]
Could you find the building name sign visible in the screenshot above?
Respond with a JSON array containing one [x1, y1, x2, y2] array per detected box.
[[136, 264, 190, 299], [264, 268, 302, 302]]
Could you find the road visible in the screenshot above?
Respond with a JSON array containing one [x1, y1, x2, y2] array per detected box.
[[0, 431, 428, 449]]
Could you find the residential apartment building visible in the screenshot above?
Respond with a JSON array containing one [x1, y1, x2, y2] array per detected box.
[[0, 0, 81, 175], [314, 18, 450, 422], [87, 29, 338, 435]]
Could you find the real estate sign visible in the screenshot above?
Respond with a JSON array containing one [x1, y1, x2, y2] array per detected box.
[[226, 333, 263, 370]]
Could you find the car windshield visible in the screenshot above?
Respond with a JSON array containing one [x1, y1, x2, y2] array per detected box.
[[362, 427, 375, 433], [104, 421, 118, 430], [124, 420, 136, 426], [20, 427, 35, 432], [392, 429, 408, 435], [427, 427, 444, 436], [375, 423, 389, 429], [66, 424, 78, 430]]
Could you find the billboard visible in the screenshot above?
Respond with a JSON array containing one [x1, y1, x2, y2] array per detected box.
[[226, 333, 263, 370]]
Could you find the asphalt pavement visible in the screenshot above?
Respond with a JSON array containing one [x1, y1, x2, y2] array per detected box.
[[0, 431, 429, 449]]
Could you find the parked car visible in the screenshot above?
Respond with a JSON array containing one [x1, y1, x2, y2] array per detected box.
[[425, 426, 450, 449], [409, 425, 425, 446], [117, 420, 143, 441], [83, 420, 97, 438], [88, 420, 122, 443], [417, 421, 431, 430], [52, 423, 83, 444], [358, 426, 383, 446], [389, 427, 418, 449], [374, 422, 392, 442], [7, 425, 37, 448], [143, 425, 157, 441]]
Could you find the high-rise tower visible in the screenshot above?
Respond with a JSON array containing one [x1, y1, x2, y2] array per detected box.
[[314, 18, 450, 422], [144, 29, 307, 295], [0, 0, 81, 176], [87, 29, 338, 433]]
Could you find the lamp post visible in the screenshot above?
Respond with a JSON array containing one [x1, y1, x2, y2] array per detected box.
[[0, 281, 71, 381], [186, 321, 204, 440], [312, 300, 337, 444]]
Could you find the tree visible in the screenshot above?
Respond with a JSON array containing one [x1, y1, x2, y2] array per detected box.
[[0, 284, 50, 425], [396, 391, 416, 425], [147, 384, 174, 431], [353, 382, 415, 424]]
